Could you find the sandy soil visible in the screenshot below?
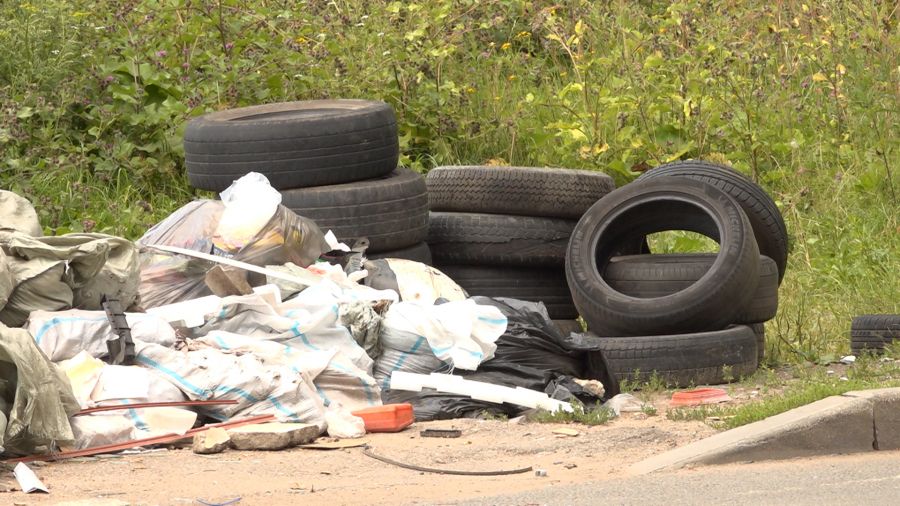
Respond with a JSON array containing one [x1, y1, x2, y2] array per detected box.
[[0, 411, 715, 506]]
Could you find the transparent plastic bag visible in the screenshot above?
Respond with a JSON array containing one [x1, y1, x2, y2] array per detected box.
[[137, 175, 329, 308]]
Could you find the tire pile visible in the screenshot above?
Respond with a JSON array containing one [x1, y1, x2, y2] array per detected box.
[[850, 315, 900, 354], [424, 166, 615, 324], [183, 100, 431, 261], [566, 161, 787, 386]]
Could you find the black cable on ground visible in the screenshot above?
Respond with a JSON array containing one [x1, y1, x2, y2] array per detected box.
[[362, 446, 532, 476]]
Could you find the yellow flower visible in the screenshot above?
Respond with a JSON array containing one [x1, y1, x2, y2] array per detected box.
[[466, 87, 476, 94], [501, 42, 512, 50], [507, 75, 517, 81], [515, 31, 531, 39]]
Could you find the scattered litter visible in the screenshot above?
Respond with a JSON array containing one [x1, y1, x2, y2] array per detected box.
[[363, 446, 532, 476], [13, 463, 48, 493], [352, 404, 414, 433], [552, 428, 579, 437], [840, 355, 856, 365], [564, 463, 577, 469], [420, 429, 462, 438], [840, 376, 850, 381], [534, 469, 547, 477], [300, 438, 370, 450], [324, 405, 366, 438], [669, 388, 732, 407], [604, 393, 647, 414]]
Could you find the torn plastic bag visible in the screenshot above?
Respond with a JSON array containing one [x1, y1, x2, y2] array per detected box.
[[26, 309, 178, 362], [0, 190, 41, 236], [0, 232, 140, 327], [381, 297, 619, 421], [363, 259, 466, 304], [0, 323, 79, 455], [135, 339, 326, 429]]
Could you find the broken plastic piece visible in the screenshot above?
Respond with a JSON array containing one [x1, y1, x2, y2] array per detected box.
[[670, 388, 732, 407], [13, 462, 48, 493], [351, 404, 414, 433], [389, 371, 574, 413]]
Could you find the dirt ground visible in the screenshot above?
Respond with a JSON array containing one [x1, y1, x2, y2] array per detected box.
[[0, 409, 715, 506]]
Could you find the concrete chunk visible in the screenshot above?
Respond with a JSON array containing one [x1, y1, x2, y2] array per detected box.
[[228, 423, 319, 451], [192, 427, 231, 455], [843, 388, 900, 450]]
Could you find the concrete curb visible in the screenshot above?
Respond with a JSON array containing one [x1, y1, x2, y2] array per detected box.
[[629, 387, 900, 474]]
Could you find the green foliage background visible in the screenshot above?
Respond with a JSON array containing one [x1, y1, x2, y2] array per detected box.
[[0, 0, 897, 363]]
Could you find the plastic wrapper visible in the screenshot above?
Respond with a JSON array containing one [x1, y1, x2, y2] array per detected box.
[[383, 297, 620, 421], [137, 192, 329, 308]]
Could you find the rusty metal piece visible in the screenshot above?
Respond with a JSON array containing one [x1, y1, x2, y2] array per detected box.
[[73, 399, 239, 416]]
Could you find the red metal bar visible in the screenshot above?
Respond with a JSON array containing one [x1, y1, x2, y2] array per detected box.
[[74, 400, 239, 416]]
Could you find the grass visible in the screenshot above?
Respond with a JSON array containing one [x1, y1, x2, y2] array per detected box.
[[530, 403, 615, 426]]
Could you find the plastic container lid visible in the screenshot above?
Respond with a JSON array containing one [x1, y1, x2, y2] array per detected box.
[[351, 403, 414, 433]]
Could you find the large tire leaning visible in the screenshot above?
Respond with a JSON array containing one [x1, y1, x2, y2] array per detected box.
[[566, 177, 761, 337], [604, 254, 779, 324], [428, 212, 574, 267], [850, 315, 900, 354], [587, 326, 759, 387], [185, 100, 398, 191], [366, 242, 432, 265], [438, 265, 578, 319], [639, 160, 788, 283], [426, 166, 615, 219], [281, 168, 427, 253]]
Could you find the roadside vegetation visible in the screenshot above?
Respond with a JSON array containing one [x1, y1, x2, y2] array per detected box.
[[1, 1, 897, 383]]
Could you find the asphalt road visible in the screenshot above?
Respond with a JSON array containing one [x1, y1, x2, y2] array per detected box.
[[453, 450, 900, 505]]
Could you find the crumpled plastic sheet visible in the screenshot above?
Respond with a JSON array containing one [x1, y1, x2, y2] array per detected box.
[[382, 297, 620, 421]]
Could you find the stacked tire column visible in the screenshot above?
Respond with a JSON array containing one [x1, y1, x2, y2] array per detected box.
[[183, 100, 430, 260], [425, 166, 615, 320]]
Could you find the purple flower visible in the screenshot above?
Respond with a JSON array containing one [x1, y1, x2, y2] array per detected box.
[[156, 50, 168, 58], [225, 42, 234, 50], [103, 75, 115, 84]]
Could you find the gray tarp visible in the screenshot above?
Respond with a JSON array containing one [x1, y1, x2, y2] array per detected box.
[[0, 322, 78, 455], [0, 232, 140, 327], [0, 190, 42, 237]]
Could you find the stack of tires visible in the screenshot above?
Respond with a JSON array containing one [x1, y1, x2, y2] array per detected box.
[[183, 100, 431, 261], [566, 161, 787, 387], [425, 166, 615, 326]]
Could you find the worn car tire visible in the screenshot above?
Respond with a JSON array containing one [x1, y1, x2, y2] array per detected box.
[[588, 325, 759, 387], [750, 323, 766, 364], [850, 315, 900, 354], [281, 168, 427, 253], [428, 212, 574, 267], [438, 265, 578, 319], [604, 254, 779, 324], [426, 166, 615, 219], [184, 100, 398, 191], [638, 160, 788, 283], [366, 242, 432, 265], [566, 177, 760, 337]]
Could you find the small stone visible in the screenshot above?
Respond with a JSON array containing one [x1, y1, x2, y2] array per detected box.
[[192, 427, 231, 455], [228, 423, 320, 451], [534, 469, 547, 477], [552, 428, 579, 437]]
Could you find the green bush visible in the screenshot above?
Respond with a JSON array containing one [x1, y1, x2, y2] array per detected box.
[[0, 0, 896, 362]]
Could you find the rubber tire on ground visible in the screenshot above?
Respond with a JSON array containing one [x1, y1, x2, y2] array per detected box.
[[428, 212, 574, 267], [850, 315, 900, 354], [553, 319, 584, 336], [426, 166, 616, 219], [566, 177, 761, 337], [638, 160, 788, 283], [437, 265, 578, 319], [589, 325, 759, 387], [604, 254, 779, 324], [281, 168, 427, 253], [750, 323, 766, 364], [184, 100, 398, 191], [366, 242, 432, 265]]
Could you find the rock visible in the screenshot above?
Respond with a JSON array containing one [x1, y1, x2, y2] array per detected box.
[[192, 427, 231, 455], [228, 423, 320, 451]]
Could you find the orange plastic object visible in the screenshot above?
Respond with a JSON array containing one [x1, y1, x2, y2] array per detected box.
[[352, 403, 414, 433], [670, 388, 731, 407]]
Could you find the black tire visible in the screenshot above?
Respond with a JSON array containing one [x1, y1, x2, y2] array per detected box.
[[426, 166, 615, 219], [638, 160, 788, 283], [850, 315, 900, 354], [184, 100, 398, 191], [366, 242, 432, 265], [428, 212, 574, 267], [281, 168, 427, 253], [750, 323, 766, 364], [553, 319, 584, 335], [604, 254, 779, 324], [589, 325, 759, 387], [566, 177, 760, 337], [437, 265, 578, 319]]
